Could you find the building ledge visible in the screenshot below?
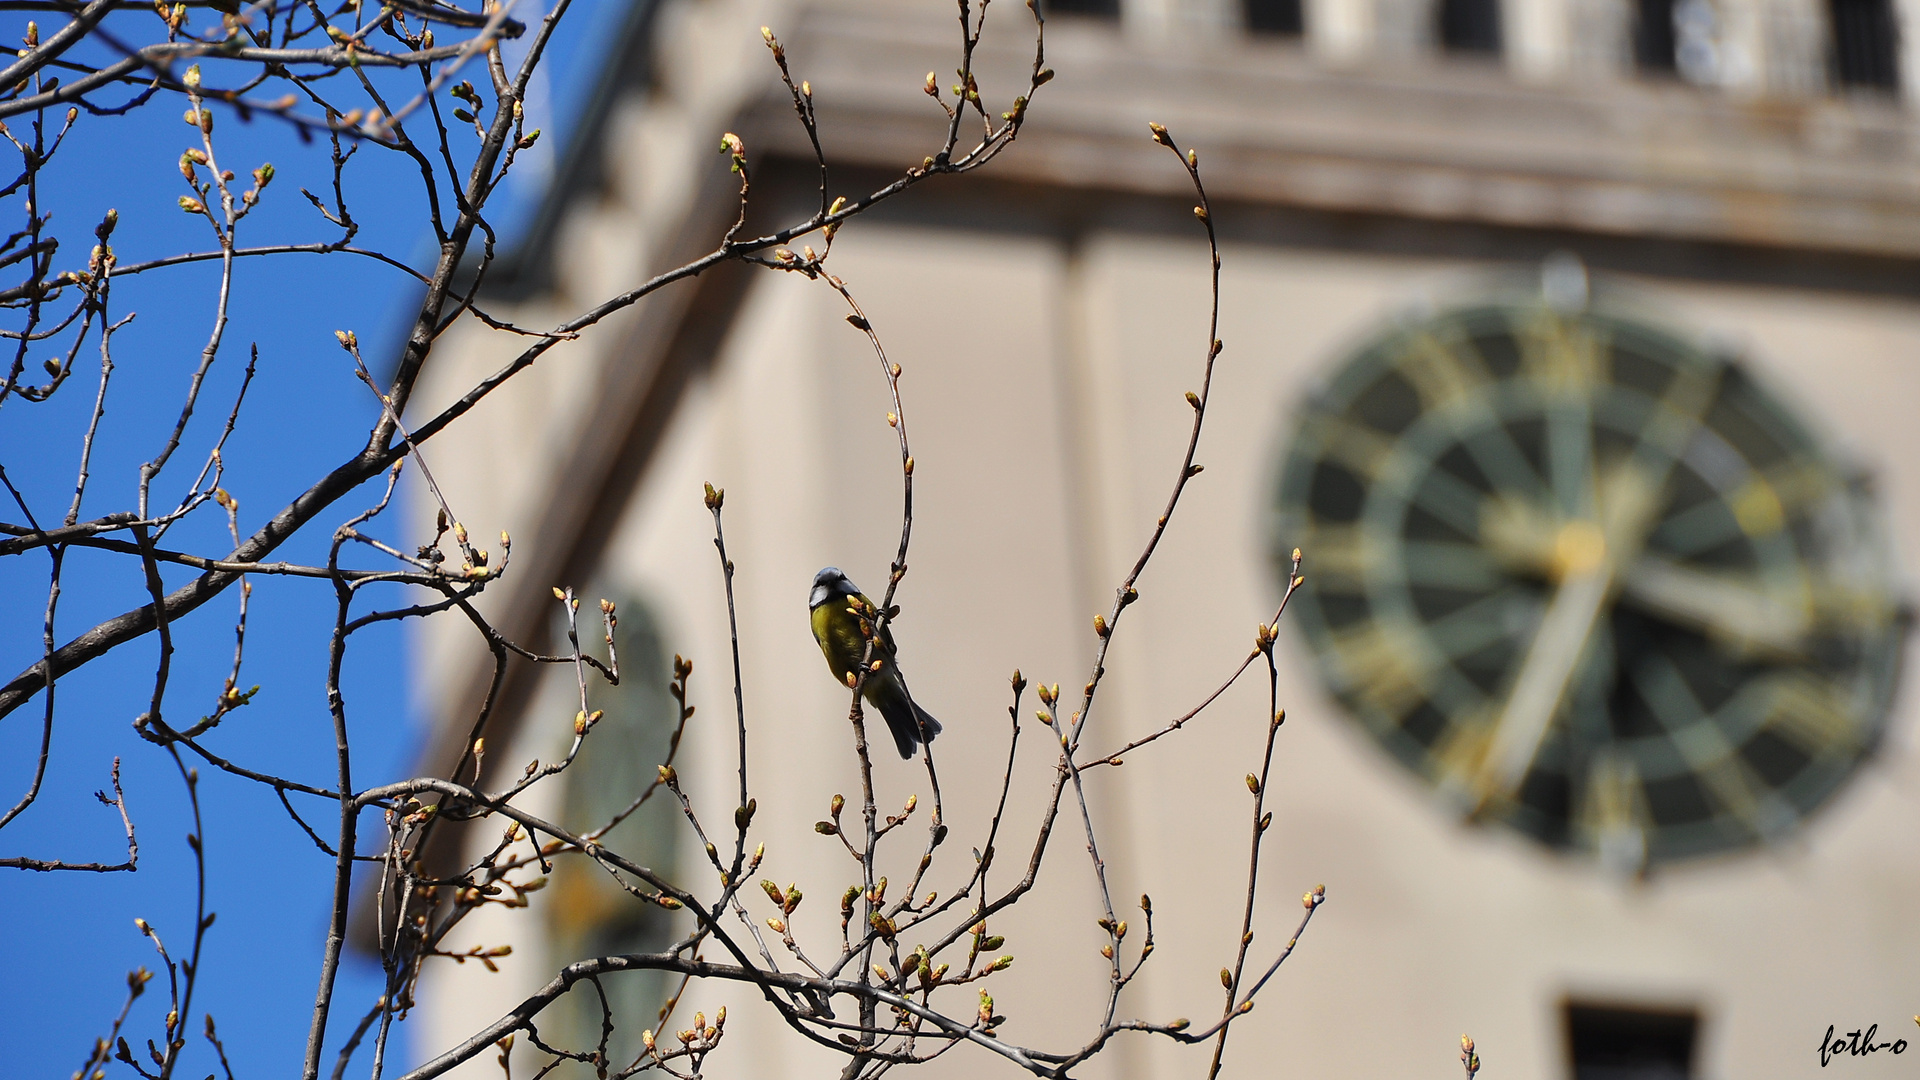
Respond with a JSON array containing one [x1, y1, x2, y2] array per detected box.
[[755, 3, 1920, 257]]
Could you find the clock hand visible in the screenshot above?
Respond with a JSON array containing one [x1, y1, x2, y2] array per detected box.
[[1472, 464, 1668, 810], [1472, 524, 1612, 808], [1618, 552, 1812, 655], [1478, 494, 1563, 574]]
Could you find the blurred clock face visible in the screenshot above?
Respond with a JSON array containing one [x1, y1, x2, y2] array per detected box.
[[1272, 292, 1906, 867]]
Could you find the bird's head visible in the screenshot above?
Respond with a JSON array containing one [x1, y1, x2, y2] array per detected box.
[[810, 566, 859, 609]]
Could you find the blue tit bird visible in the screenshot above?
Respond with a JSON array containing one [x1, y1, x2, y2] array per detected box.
[[810, 566, 942, 759]]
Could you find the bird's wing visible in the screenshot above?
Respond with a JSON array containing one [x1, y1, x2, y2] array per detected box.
[[857, 592, 901, 664]]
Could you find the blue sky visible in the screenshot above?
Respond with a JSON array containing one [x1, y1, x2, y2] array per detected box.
[[0, 4, 629, 1076]]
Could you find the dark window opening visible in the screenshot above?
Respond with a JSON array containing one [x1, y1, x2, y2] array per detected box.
[[549, 596, 684, 1071], [1045, 0, 1121, 16], [1634, 0, 1678, 71], [1439, 0, 1502, 54], [1247, 0, 1305, 35], [1830, 0, 1900, 90], [1566, 1002, 1699, 1080]]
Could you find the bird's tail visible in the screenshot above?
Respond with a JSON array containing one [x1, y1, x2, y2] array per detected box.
[[875, 692, 941, 760]]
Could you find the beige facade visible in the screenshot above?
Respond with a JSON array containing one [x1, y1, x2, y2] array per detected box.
[[406, 2, 1920, 1077]]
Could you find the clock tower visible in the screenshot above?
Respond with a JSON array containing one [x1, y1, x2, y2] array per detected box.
[[406, 2, 1920, 1078]]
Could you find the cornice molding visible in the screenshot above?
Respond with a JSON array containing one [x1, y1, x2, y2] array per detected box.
[[757, 4, 1920, 256]]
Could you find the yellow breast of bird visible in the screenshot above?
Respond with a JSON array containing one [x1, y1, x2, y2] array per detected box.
[[812, 597, 892, 683]]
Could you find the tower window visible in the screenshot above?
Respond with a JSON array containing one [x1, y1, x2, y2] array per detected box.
[[547, 596, 685, 1070], [1439, 0, 1503, 54], [1634, 0, 1679, 71], [1247, 0, 1305, 35], [1565, 1002, 1699, 1080], [1045, 0, 1121, 16], [1830, 0, 1899, 89]]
